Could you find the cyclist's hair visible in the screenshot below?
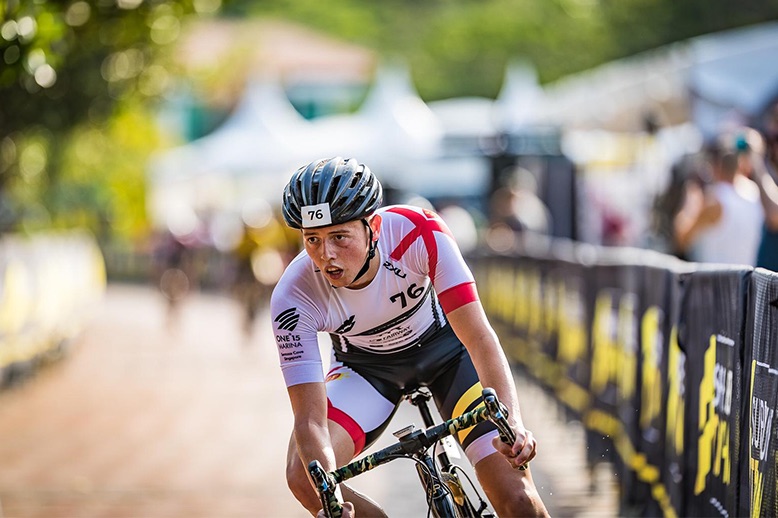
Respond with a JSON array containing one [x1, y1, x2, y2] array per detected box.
[[282, 157, 383, 229]]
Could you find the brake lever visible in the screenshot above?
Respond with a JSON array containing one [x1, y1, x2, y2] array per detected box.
[[308, 460, 343, 518], [482, 388, 527, 470]]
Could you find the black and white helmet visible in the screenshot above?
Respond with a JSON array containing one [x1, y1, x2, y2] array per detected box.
[[282, 157, 383, 229]]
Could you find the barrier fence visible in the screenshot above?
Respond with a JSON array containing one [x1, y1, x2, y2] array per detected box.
[[469, 237, 778, 518], [0, 231, 106, 389]]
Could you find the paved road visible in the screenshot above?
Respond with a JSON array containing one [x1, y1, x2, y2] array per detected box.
[[0, 284, 617, 517]]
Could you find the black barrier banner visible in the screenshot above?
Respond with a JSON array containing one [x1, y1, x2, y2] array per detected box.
[[678, 268, 750, 518], [553, 258, 591, 418], [665, 318, 687, 518], [537, 255, 563, 390], [629, 265, 676, 517], [478, 256, 515, 352], [741, 268, 778, 518], [477, 255, 535, 368], [661, 268, 693, 518], [524, 256, 546, 376], [584, 262, 640, 459]]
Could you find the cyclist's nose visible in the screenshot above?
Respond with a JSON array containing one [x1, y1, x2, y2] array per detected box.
[[320, 240, 336, 260]]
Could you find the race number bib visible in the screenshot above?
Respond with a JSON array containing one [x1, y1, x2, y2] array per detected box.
[[301, 203, 333, 228]]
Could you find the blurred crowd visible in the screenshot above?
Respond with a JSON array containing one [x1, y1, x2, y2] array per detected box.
[[150, 200, 300, 337]]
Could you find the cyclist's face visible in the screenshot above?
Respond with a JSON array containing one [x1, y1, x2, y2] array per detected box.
[[302, 216, 381, 289]]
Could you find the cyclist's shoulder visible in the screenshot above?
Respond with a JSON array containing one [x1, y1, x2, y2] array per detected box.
[[379, 204, 443, 220], [272, 251, 320, 299], [377, 205, 448, 238]]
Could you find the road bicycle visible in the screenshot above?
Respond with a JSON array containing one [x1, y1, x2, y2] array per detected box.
[[309, 387, 521, 517]]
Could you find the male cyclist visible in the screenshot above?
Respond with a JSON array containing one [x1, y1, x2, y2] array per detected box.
[[271, 157, 549, 517]]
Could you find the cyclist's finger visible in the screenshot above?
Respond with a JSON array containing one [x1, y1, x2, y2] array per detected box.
[[341, 502, 355, 518], [510, 429, 530, 457], [318, 502, 354, 518], [492, 434, 514, 456], [513, 431, 536, 465], [527, 442, 538, 463]]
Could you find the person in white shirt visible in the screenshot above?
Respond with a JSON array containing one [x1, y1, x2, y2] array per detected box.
[[674, 145, 763, 265]]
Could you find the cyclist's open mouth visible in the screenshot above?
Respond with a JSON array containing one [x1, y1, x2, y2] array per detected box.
[[325, 266, 344, 280]]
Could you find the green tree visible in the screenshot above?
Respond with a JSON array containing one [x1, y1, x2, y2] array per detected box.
[[0, 0, 220, 238]]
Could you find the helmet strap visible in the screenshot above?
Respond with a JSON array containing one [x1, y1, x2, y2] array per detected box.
[[351, 218, 377, 285]]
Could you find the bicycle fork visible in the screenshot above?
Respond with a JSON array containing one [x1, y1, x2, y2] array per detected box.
[[406, 390, 475, 516], [413, 451, 460, 517]]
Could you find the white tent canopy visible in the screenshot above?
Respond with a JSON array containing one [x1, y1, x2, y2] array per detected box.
[[532, 21, 778, 136], [495, 59, 545, 132], [148, 62, 447, 227], [147, 75, 311, 228]]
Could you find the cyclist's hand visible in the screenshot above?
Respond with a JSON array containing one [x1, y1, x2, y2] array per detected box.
[[317, 501, 355, 518], [492, 426, 537, 470]]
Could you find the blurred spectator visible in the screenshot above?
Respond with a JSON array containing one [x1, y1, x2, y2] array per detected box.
[[651, 144, 724, 257], [151, 230, 192, 329], [229, 201, 301, 338], [488, 166, 551, 235], [673, 141, 763, 265], [747, 104, 778, 272], [231, 221, 264, 338], [486, 166, 552, 252]]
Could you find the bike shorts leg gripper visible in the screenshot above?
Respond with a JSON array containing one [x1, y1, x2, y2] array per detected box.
[[429, 346, 498, 453], [327, 398, 367, 455], [325, 361, 403, 456]]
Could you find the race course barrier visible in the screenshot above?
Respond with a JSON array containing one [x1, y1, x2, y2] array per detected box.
[[0, 231, 106, 388], [470, 236, 778, 518]]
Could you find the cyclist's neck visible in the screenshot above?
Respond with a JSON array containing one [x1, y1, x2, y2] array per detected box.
[[345, 216, 381, 290]]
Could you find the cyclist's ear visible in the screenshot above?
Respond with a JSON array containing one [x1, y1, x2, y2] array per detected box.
[[368, 214, 382, 241]]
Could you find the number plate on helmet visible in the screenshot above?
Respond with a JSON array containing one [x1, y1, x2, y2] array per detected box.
[[301, 203, 333, 228]]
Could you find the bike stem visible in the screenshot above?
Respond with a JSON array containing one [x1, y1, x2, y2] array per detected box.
[[407, 389, 454, 470]]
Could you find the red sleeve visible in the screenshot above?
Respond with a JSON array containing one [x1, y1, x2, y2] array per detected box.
[[437, 281, 479, 313]]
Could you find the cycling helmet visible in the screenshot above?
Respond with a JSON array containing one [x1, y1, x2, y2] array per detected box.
[[282, 157, 383, 229]]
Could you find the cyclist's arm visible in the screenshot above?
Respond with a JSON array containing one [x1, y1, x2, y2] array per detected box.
[[446, 300, 537, 468], [288, 381, 338, 474]]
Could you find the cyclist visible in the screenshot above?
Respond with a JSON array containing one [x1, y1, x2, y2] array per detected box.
[[271, 157, 549, 517]]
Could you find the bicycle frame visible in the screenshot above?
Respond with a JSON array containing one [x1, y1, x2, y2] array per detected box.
[[309, 388, 510, 518], [406, 388, 489, 516]]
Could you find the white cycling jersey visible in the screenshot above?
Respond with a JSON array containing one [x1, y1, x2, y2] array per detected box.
[[271, 204, 479, 387]]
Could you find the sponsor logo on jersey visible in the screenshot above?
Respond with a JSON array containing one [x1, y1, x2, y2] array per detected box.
[[275, 308, 300, 331], [276, 334, 302, 349], [325, 366, 350, 382], [383, 260, 407, 278], [336, 315, 356, 334], [325, 370, 350, 382], [369, 325, 414, 345]]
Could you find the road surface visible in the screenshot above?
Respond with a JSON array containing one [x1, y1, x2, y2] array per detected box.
[[0, 284, 616, 517]]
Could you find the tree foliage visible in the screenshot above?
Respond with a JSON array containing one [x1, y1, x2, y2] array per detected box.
[[235, 0, 778, 100], [0, 0, 215, 237]]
